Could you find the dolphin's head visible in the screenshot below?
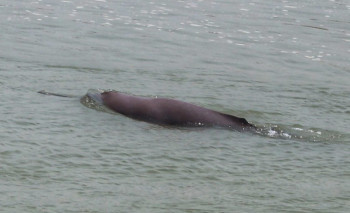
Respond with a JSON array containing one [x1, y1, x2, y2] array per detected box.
[[87, 92, 103, 105]]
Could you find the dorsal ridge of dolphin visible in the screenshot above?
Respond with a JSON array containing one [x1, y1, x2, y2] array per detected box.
[[220, 113, 253, 127]]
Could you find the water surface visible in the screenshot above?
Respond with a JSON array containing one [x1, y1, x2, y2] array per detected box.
[[1, 0, 349, 212]]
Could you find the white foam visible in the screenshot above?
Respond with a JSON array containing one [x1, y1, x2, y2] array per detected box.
[[282, 133, 292, 138], [268, 129, 277, 137], [292, 128, 303, 131]]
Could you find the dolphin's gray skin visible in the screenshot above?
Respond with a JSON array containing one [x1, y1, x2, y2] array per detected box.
[[87, 91, 256, 131]]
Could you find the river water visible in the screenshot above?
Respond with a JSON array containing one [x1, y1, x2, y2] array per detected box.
[[1, 0, 349, 212]]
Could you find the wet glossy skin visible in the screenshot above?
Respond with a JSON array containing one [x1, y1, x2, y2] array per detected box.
[[99, 91, 255, 131]]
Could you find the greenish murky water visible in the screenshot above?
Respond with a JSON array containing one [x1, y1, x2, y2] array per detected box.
[[1, 0, 349, 212]]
